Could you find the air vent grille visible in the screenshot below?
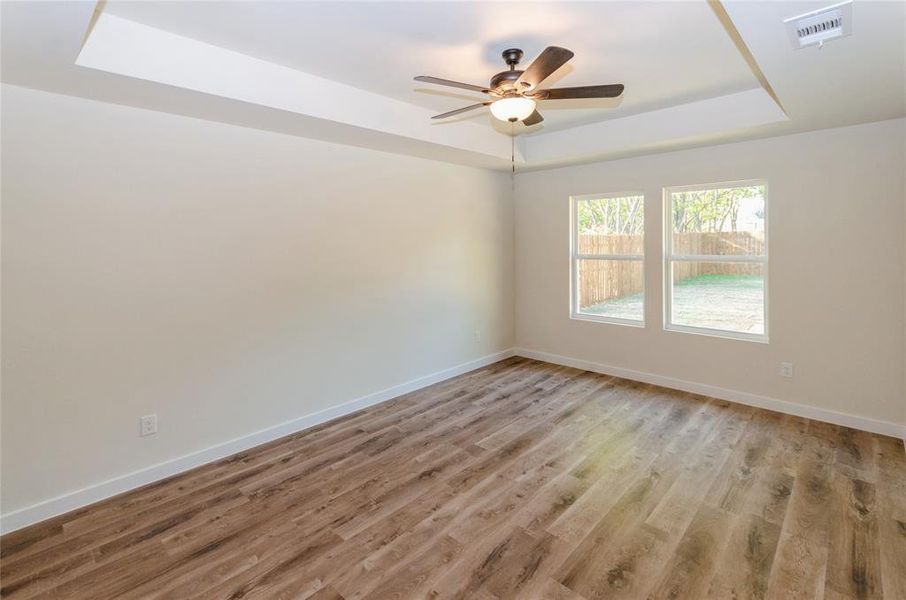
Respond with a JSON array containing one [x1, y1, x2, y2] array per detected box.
[[796, 16, 843, 39], [784, 1, 852, 49]]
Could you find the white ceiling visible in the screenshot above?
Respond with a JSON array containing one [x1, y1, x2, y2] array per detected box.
[[1, 1, 904, 170], [100, 1, 759, 132], [723, 0, 906, 129]]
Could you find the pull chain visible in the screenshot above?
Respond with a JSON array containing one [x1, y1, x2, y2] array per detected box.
[[510, 122, 515, 194]]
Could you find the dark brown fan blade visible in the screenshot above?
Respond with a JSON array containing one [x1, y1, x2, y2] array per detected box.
[[415, 76, 489, 93], [431, 102, 491, 119], [522, 109, 544, 126], [516, 46, 574, 90], [536, 84, 624, 100]]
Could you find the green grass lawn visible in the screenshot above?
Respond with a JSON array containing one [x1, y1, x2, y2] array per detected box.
[[582, 274, 765, 333]]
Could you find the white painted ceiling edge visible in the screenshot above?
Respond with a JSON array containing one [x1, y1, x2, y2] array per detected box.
[[77, 10, 786, 171], [521, 88, 786, 167], [77, 13, 521, 167]]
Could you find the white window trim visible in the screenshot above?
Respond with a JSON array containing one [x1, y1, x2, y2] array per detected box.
[[570, 192, 646, 327], [663, 179, 769, 343]]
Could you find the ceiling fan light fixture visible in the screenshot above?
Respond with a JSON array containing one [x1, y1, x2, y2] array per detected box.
[[418, 46, 624, 124], [489, 96, 536, 122]]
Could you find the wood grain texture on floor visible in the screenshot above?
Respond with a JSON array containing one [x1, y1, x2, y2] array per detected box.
[[1, 357, 904, 599]]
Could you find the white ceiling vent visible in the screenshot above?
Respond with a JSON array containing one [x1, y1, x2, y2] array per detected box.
[[784, 1, 853, 49]]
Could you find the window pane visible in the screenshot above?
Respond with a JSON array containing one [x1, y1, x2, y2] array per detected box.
[[670, 262, 764, 335], [577, 259, 644, 322], [577, 195, 644, 255], [671, 185, 765, 256]]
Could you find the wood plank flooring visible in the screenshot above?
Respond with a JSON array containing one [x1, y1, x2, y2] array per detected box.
[[2, 357, 904, 599]]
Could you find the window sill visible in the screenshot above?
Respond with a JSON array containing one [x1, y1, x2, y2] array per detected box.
[[571, 313, 645, 328], [664, 323, 769, 344]]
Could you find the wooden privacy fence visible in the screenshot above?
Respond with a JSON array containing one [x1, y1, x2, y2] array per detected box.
[[577, 232, 764, 306]]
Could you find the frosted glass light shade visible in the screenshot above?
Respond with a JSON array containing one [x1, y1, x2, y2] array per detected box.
[[490, 97, 537, 122]]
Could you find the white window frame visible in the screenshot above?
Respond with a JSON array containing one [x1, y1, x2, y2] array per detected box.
[[570, 192, 646, 327], [663, 179, 769, 343]]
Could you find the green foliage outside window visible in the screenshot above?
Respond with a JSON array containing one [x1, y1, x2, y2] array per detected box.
[[577, 196, 644, 235], [671, 185, 763, 234]]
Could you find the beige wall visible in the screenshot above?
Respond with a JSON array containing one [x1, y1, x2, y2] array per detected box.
[[0, 84, 514, 515], [2, 82, 903, 525], [515, 119, 906, 428]]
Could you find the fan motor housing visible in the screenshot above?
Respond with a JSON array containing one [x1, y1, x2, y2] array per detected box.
[[490, 69, 524, 92]]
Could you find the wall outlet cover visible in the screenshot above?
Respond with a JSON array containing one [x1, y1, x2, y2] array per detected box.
[[140, 414, 158, 437]]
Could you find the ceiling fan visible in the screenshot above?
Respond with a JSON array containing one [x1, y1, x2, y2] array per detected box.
[[415, 46, 624, 126]]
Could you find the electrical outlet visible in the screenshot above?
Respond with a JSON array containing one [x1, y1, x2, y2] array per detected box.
[[779, 362, 794, 378], [474, 329, 481, 344], [140, 414, 158, 437]]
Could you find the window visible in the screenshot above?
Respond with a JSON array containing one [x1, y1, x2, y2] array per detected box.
[[571, 193, 645, 325], [664, 181, 767, 342]]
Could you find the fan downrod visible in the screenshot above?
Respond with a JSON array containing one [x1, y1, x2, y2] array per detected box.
[[491, 49, 525, 92]]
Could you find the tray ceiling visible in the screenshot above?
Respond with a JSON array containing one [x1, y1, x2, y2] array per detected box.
[[2, 1, 902, 170]]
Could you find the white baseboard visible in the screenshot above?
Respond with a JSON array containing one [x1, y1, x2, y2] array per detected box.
[[5, 346, 900, 534], [514, 347, 906, 441], [0, 349, 515, 535]]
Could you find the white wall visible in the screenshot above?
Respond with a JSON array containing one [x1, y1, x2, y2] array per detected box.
[[515, 119, 906, 430], [0, 84, 514, 517]]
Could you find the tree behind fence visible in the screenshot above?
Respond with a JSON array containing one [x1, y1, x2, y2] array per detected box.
[[577, 232, 764, 307]]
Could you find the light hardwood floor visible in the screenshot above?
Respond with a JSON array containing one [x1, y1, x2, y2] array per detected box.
[[1, 357, 904, 599]]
